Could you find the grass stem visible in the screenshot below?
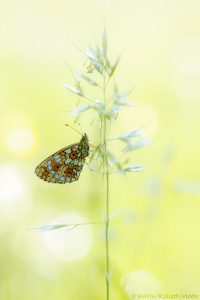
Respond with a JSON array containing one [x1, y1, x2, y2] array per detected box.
[[103, 70, 110, 300]]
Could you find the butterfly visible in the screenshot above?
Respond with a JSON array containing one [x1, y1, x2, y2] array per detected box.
[[35, 133, 89, 184]]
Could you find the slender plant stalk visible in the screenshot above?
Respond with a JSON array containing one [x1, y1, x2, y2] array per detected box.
[[105, 170, 110, 300], [103, 70, 110, 300]]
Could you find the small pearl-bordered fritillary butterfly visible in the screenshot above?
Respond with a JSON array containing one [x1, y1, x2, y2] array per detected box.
[[35, 133, 89, 184]]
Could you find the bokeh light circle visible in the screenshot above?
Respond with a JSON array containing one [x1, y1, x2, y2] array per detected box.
[[5, 127, 36, 154], [42, 213, 93, 262], [121, 270, 161, 295], [0, 165, 26, 203]]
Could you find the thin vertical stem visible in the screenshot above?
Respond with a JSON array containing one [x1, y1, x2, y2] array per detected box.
[[105, 170, 110, 300], [103, 70, 110, 300]]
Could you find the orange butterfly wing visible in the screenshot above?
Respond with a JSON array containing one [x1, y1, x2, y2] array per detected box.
[[35, 143, 85, 184]]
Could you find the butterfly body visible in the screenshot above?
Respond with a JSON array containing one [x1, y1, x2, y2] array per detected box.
[[35, 133, 89, 184]]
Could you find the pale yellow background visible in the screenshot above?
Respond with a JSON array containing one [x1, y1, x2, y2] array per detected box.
[[0, 1, 200, 299]]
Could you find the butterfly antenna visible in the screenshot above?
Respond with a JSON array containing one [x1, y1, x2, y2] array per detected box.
[[65, 124, 82, 136], [77, 123, 84, 135]]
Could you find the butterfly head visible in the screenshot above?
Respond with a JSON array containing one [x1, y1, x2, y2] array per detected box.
[[80, 133, 89, 158]]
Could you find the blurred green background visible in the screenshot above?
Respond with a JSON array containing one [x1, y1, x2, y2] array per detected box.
[[0, 0, 200, 299]]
